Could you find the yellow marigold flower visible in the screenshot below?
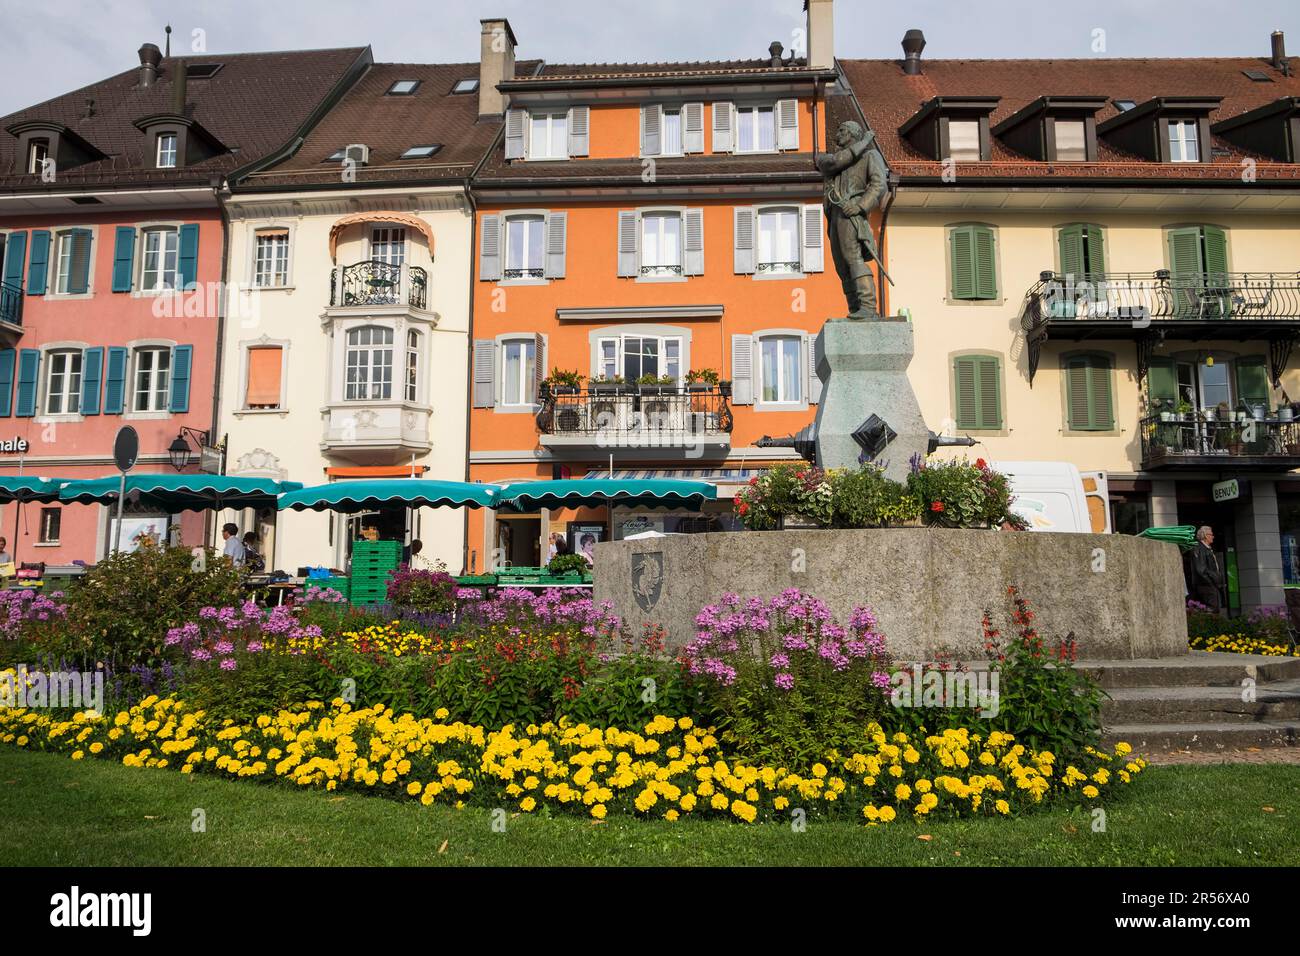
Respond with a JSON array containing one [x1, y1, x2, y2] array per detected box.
[[894, 783, 912, 802], [915, 778, 932, 793], [995, 799, 1010, 815], [1082, 785, 1100, 799], [811, 763, 828, 778], [89, 742, 103, 754], [665, 809, 679, 821], [878, 805, 897, 822], [520, 797, 536, 812], [590, 804, 607, 819]]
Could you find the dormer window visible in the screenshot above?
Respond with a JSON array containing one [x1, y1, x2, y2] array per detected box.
[[991, 97, 1106, 162], [736, 105, 776, 152], [156, 133, 178, 168], [1213, 96, 1300, 163], [1167, 120, 1200, 162], [899, 97, 1000, 163], [529, 112, 568, 160], [27, 139, 49, 175]]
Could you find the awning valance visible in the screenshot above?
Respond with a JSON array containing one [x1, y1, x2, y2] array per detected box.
[[328, 212, 435, 261], [496, 478, 717, 512], [58, 475, 302, 512], [279, 479, 497, 513]]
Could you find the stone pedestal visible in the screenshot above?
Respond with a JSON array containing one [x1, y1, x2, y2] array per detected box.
[[813, 319, 928, 483]]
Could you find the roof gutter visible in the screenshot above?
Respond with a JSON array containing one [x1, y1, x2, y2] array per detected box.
[[497, 68, 838, 92]]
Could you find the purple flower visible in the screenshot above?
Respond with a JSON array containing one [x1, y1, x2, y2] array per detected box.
[[219, 658, 237, 671], [774, 672, 795, 690], [769, 652, 789, 669]]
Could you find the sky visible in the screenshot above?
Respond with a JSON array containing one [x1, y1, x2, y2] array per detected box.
[[0, 0, 1295, 116]]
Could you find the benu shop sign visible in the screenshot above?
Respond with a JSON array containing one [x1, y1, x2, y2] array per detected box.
[[0, 438, 29, 453], [1212, 479, 1240, 503]]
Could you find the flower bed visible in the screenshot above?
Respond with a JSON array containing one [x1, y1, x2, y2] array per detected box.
[[0, 689, 1145, 824]]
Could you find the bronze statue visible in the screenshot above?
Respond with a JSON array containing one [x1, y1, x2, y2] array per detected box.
[[817, 120, 887, 319]]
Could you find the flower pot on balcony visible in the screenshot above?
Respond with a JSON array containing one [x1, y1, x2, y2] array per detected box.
[[550, 385, 579, 395], [686, 383, 712, 393], [637, 384, 675, 396], [1159, 412, 1174, 422], [1252, 404, 1268, 420], [718, 380, 733, 398], [1280, 407, 1294, 422], [590, 383, 627, 396]]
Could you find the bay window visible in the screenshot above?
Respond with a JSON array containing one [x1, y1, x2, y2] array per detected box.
[[344, 326, 393, 401], [405, 330, 420, 403]]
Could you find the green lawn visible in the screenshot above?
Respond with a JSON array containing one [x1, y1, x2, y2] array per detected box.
[[1, 747, 1295, 866]]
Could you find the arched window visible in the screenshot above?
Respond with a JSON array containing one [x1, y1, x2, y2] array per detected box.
[[345, 326, 394, 401]]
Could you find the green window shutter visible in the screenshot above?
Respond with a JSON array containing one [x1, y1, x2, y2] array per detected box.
[[1167, 227, 1203, 317], [1066, 355, 1113, 431], [177, 224, 199, 290], [1057, 224, 1085, 280], [0, 349, 14, 417], [104, 347, 128, 414], [169, 344, 192, 413], [1235, 355, 1270, 409], [1146, 357, 1177, 409], [67, 229, 92, 294], [15, 349, 39, 418], [2, 232, 27, 289], [1202, 226, 1229, 279], [27, 231, 50, 295], [973, 225, 997, 299], [1084, 225, 1105, 276], [111, 227, 136, 293], [950, 226, 975, 299], [954, 355, 1002, 429], [80, 347, 104, 415]]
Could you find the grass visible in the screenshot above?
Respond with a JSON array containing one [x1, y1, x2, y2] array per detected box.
[[1, 747, 1297, 866]]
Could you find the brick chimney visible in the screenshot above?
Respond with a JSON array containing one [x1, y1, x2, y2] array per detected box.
[[805, 0, 834, 70], [479, 17, 517, 118]]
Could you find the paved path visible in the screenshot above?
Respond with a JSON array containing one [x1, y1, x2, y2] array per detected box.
[[1141, 747, 1300, 765]]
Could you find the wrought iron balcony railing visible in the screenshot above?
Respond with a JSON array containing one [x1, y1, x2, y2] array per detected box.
[[1024, 270, 1300, 324], [329, 260, 428, 310], [0, 280, 22, 327], [640, 263, 683, 277], [536, 385, 734, 439], [1139, 413, 1300, 468]]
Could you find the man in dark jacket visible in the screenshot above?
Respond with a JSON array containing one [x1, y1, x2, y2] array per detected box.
[[1186, 525, 1225, 612]]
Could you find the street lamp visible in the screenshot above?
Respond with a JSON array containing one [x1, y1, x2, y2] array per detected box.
[[167, 427, 213, 472]]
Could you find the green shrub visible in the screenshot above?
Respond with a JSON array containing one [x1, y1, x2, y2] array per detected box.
[[906, 456, 1024, 529], [385, 567, 455, 615], [64, 543, 244, 668], [734, 463, 832, 530], [829, 464, 923, 528], [546, 553, 589, 576]]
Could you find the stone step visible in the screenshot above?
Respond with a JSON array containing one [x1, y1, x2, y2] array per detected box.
[[1077, 653, 1300, 689], [1102, 679, 1300, 724], [1103, 721, 1300, 751]]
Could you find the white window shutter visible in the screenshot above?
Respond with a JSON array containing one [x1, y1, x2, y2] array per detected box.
[[479, 214, 502, 281], [533, 333, 547, 402], [712, 101, 734, 153], [801, 204, 825, 273], [473, 339, 496, 407], [567, 106, 589, 157], [683, 102, 705, 153], [733, 206, 755, 274], [730, 334, 754, 405], [617, 210, 639, 277], [684, 208, 704, 276], [641, 104, 661, 157], [504, 109, 526, 160], [805, 333, 822, 404], [544, 211, 567, 278], [777, 98, 799, 150]]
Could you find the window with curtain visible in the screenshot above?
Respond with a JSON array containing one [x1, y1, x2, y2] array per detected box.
[[528, 112, 568, 159], [501, 338, 536, 406], [757, 207, 800, 274], [661, 107, 682, 155], [1053, 120, 1087, 161], [504, 215, 545, 279], [1167, 120, 1199, 162], [640, 212, 682, 276], [735, 105, 776, 152], [254, 230, 289, 287], [946, 120, 981, 160], [344, 326, 393, 401], [244, 346, 283, 409], [133, 347, 171, 411], [141, 227, 180, 291], [45, 350, 82, 415], [759, 335, 802, 404]]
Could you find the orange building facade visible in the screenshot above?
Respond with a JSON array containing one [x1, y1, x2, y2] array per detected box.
[[465, 34, 866, 570]]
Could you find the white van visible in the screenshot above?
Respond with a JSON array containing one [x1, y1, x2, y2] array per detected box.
[[993, 461, 1111, 534]]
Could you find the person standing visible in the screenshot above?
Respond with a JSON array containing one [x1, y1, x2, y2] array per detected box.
[[1186, 525, 1225, 612], [242, 532, 265, 573], [221, 523, 246, 567]]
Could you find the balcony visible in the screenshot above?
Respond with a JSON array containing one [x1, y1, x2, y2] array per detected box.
[[1021, 270, 1300, 385], [328, 260, 428, 311], [1139, 413, 1300, 471], [0, 280, 22, 345], [536, 385, 733, 456], [320, 401, 433, 464]]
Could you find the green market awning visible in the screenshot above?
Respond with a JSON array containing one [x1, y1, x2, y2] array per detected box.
[[279, 479, 498, 513], [0, 476, 66, 504], [1138, 525, 1198, 551], [496, 478, 717, 512], [59, 475, 303, 512]]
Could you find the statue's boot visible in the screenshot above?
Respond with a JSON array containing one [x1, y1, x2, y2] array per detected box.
[[848, 273, 878, 319]]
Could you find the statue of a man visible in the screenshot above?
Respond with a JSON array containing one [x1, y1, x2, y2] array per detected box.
[[817, 120, 887, 319]]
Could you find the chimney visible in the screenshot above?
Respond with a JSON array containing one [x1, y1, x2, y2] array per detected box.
[[172, 60, 188, 115], [1272, 30, 1287, 69], [479, 17, 517, 118], [805, 0, 834, 70], [901, 29, 926, 75], [138, 42, 162, 87], [769, 41, 785, 68]]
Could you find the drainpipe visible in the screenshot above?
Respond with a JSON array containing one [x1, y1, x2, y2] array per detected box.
[[461, 179, 478, 576], [211, 177, 232, 553]]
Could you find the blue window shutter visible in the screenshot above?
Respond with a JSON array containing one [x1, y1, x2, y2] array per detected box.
[[2, 232, 27, 290], [81, 347, 104, 415], [27, 231, 50, 295], [0, 349, 15, 417], [111, 227, 136, 293], [15, 349, 39, 417], [177, 224, 199, 290], [169, 344, 192, 412], [104, 347, 128, 414]]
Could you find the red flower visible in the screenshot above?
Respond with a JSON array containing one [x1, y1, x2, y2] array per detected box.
[[738, 502, 749, 515], [975, 458, 987, 469], [931, 501, 946, 512]]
